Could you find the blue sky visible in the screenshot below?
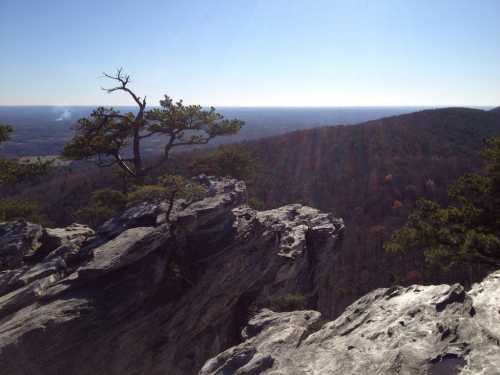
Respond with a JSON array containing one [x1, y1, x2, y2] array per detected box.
[[1, 0, 499, 106]]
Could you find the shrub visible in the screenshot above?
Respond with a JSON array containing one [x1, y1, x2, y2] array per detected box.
[[127, 185, 170, 205], [248, 197, 266, 210], [91, 188, 127, 210], [0, 199, 48, 224], [269, 293, 307, 312], [189, 145, 258, 181], [74, 188, 127, 227]]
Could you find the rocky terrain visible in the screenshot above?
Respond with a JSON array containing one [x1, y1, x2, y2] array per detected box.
[[1, 176, 499, 374], [0, 176, 345, 374], [201, 271, 500, 375]]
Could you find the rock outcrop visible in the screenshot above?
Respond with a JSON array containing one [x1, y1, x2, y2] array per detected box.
[[201, 271, 500, 375], [2, 176, 498, 374], [0, 221, 94, 297], [0, 177, 344, 375]]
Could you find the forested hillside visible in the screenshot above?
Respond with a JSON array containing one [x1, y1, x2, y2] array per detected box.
[[250, 108, 499, 214], [244, 108, 500, 315]]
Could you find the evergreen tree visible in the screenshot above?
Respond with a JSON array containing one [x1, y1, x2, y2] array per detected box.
[[385, 137, 500, 269], [63, 69, 243, 184]]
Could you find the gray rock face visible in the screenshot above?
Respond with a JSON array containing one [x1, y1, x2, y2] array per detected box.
[[201, 271, 500, 375], [77, 226, 167, 280], [251, 204, 344, 258], [0, 177, 345, 375], [0, 221, 44, 270], [2, 176, 496, 375], [44, 223, 94, 249], [97, 201, 162, 239], [0, 221, 94, 272]]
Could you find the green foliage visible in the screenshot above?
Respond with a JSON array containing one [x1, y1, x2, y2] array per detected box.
[[248, 197, 266, 210], [75, 205, 115, 229], [0, 158, 52, 185], [72, 175, 207, 227], [146, 96, 243, 142], [0, 123, 13, 143], [75, 188, 127, 227], [160, 175, 207, 222], [127, 176, 207, 205], [190, 145, 258, 181], [159, 175, 207, 203], [92, 188, 128, 210], [385, 136, 500, 269], [62, 107, 134, 161], [0, 199, 47, 224], [127, 185, 170, 205], [62, 70, 244, 183], [0, 123, 52, 186], [0, 124, 51, 224], [269, 293, 307, 312]]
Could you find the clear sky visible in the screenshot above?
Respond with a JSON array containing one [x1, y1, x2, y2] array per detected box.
[[1, 0, 499, 107]]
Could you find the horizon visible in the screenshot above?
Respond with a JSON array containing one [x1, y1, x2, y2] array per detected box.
[[1, 0, 499, 107], [0, 105, 495, 110]]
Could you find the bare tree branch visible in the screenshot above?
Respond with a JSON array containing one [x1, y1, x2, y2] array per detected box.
[[101, 68, 146, 109], [114, 154, 136, 177]]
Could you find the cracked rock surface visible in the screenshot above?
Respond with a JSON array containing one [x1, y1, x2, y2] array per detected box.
[[3, 175, 496, 375], [201, 271, 500, 375], [0, 177, 344, 375]]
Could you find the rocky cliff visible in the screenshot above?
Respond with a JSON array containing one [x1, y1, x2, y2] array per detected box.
[[0, 176, 345, 375], [201, 270, 500, 375], [1, 176, 498, 375]]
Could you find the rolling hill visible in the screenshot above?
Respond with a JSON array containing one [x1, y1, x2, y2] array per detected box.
[[244, 107, 500, 315]]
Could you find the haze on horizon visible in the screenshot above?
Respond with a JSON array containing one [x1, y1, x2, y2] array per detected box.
[[1, 0, 499, 107]]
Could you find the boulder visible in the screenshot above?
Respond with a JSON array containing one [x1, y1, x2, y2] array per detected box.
[[0, 259, 64, 297], [43, 223, 94, 249], [0, 274, 59, 320], [0, 221, 44, 270], [77, 226, 169, 280], [98, 201, 161, 239], [0, 221, 94, 272]]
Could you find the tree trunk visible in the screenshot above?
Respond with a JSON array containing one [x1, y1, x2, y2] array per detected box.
[[133, 109, 144, 185], [133, 129, 143, 184]]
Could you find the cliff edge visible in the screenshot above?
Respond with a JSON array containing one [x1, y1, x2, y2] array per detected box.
[[0, 177, 344, 375]]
